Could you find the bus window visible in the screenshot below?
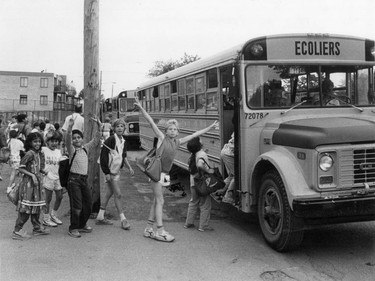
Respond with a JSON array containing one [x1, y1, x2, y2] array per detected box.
[[196, 94, 205, 110], [178, 96, 186, 111], [171, 95, 178, 111]]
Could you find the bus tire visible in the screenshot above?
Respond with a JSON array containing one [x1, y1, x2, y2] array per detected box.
[[258, 170, 304, 252]]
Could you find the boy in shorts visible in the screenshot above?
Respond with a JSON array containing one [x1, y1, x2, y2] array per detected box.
[[42, 131, 64, 227]]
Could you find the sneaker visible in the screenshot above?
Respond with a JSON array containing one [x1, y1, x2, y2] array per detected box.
[[50, 214, 63, 225], [79, 225, 93, 233], [198, 226, 214, 232], [143, 227, 155, 238], [33, 227, 50, 236], [184, 223, 195, 229], [43, 218, 58, 227], [12, 229, 31, 240], [154, 229, 175, 242], [121, 219, 131, 230], [96, 218, 113, 225], [68, 229, 81, 238]]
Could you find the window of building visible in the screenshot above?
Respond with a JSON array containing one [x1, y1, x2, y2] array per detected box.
[[20, 77, 28, 87], [40, 95, 48, 105], [40, 78, 48, 88], [20, 95, 28, 104]]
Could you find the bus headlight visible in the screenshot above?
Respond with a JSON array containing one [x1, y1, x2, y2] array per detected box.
[[319, 154, 334, 171]]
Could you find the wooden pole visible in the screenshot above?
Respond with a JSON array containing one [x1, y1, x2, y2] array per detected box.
[[83, 0, 101, 215]]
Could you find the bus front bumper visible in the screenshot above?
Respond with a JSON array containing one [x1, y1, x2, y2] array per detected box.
[[292, 193, 375, 224]]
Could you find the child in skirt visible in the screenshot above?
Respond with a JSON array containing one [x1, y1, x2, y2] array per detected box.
[[134, 96, 219, 242], [12, 132, 50, 240], [96, 118, 134, 230]]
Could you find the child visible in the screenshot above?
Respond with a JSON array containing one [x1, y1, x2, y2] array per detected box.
[[96, 118, 134, 230], [7, 130, 25, 193], [134, 96, 219, 242], [41, 131, 64, 227], [12, 132, 50, 240], [66, 115, 103, 238], [184, 137, 214, 231]]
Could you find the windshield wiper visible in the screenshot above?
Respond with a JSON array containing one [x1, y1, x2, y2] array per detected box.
[[280, 100, 307, 115], [335, 97, 363, 112]]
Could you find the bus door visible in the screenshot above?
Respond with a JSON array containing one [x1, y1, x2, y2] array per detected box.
[[219, 66, 240, 196]]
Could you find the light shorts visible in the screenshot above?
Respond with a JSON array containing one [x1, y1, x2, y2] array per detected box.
[[9, 155, 20, 169], [43, 176, 62, 191], [104, 173, 120, 182], [159, 173, 171, 187]]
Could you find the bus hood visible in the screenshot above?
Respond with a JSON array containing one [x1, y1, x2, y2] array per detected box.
[[272, 117, 375, 149]]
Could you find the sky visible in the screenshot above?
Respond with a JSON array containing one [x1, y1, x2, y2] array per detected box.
[[1, 0, 375, 99]]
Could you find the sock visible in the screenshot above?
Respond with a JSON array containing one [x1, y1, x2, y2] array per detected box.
[[119, 213, 126, 222], [146, 219, 154, 229], [97, 209, 105, 220], [156, 225, 164, 232], [51, 209, 57, 216], [44, 213, 50, 220]]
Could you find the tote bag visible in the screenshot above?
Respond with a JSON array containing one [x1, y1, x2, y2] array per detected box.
[[194, 158, 225, 196], [102, 144, 122, 175]]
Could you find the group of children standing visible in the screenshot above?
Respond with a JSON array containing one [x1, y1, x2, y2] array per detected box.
[[7, 103, 223, 243]]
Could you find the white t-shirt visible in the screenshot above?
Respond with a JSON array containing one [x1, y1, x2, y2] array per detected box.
[[42, 147, 62, 180], [8, 138, 24, 157], [62, 112, 84, 132]]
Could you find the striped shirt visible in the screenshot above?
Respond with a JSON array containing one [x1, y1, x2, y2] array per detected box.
[[66, 128, 101, 175]]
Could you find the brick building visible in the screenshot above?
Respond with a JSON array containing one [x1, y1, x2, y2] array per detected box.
[[0, 71, 55, 112]]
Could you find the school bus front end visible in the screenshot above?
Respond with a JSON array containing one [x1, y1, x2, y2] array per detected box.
[[239, 34, 375, 252]]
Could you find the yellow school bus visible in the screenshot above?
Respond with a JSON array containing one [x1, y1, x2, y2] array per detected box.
[[136, 34, 375, 251]]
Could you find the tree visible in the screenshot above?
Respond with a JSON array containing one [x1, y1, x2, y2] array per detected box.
[[147, 52, 200, 77]]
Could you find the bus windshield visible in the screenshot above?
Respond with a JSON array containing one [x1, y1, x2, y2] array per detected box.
[[246, 65, 374, 109]]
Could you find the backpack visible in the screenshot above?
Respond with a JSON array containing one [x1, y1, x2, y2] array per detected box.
[[59, 147, 87, 188]]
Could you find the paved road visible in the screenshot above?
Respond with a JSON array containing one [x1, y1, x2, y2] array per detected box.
[[0, 150, 374, 281]]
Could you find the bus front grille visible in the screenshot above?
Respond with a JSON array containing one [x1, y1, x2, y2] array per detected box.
[[340, 147, 375, 188]]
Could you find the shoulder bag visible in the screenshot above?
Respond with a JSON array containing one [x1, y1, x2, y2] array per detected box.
[[194, 157, 225, 196], [102, 143, 122, 175], [136, 138, 164, 182]]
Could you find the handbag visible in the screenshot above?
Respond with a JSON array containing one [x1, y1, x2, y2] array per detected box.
[[136, 138, 164, 182], [7, 182, 20, 206], [102, 144, 122, 174], [194, 158, 225, 196]]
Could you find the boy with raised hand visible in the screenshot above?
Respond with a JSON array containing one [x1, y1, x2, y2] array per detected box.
[[66, 115, 103, 238]]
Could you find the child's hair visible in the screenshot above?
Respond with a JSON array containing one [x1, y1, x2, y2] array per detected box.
[[24, 132, 44, 152], [72, 129, 83, 138], [9, 130, 18, 139], [165, 119, 179, 132], [45, 131, 62, 143], [187, 137, 202, 175], [54, 123, 60, 131], [16, 114, 27, 123], [113, 118, 126, 128]]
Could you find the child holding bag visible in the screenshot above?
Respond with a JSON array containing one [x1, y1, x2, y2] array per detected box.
[[96, 118, 134, 230], [134, 96, 219, 242]]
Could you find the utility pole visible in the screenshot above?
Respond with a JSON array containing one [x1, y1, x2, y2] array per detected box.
[[83, 0, 101, 216]]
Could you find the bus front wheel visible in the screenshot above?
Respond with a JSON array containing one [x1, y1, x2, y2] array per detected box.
[[258, 171, 304, 252]]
